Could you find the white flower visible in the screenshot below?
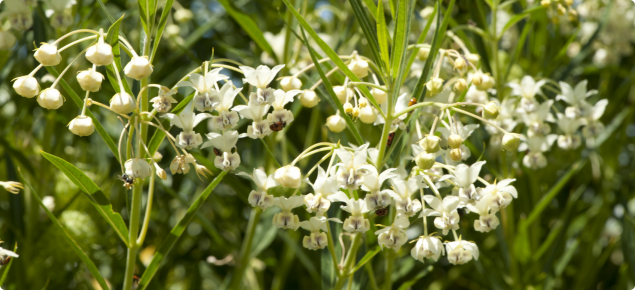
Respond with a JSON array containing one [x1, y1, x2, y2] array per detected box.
[[214, 152, 241, 171], [124, 56, 153, 80], [0, 181, 23, 194], [245, 120, 272, 139], [233, 92, 271, 120], [237, 168, 277, 210], [371, 87, 387, 104], [439, 161, 486, 204], [361, 169, 396, 210], [164, 109, 211, 149], [523, 151, 548, 169], [467, 196, 499, 232], [170, 154, 194, 174], [421, 195, 460, 235], [326, 114, 346, 133], [556, 80, 597, 107], [109, 92, 136, 114], [280, 76, 302, 91], [76, 68, 104, 92], [209, 81, 242, 130], [274, 165, 302, 188], [386, 176, 425, 217], [556, 113, 583, 150], [0, 247, 19, 260], [348, 54, 369, 78], [445, 240, 479, 265], [125, 158, 152, 179], [333, 144, 377, 189], [411, 236, 445, 262], [150, 87, 178, 113], [478, 179, 517, 211], [300, 216, 342, 250], [341, 198, 370, 233], [519, 100, 555, 134], [12, 76, 39, 98], [37, 88, 64, 109], [68, 115, 94, 136], [375, 215, 409, 250], [202, 130, 240, 153], [266, 89, 301, 126], [272, 195, 305, 230], [304, 167, 348, 214], [34, 43, 61, 66], [508, 76, 546, 99], [174, 8, 193, 23], [334, 85, 352, 104], [177, 68, 228, 112], [240, 64, 285, 104], [85, 37, 113, 66]]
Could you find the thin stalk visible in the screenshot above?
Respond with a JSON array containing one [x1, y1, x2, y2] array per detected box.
[[383, 249, 394, 290], [260, 138, 282, 167], [229, 208, 262, 289], [136, 170, 156, 246], [122, 182, 143, 290], [326, 222, 343, 278], [375, 81, 394, 168]]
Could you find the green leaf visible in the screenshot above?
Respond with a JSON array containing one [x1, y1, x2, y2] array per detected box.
[[500, 5, 545, 38], [363, 0, 378, 17], [396, 265, 433, 290], [376, 0, 391, 73], [404, 2, 437, 80], [349, 0, 384, 74], [18, 169, 110, 290], [149, 0, 174, 63], [622, 215, 635, 279], [43, 67, 119, 162], [467, 0, 492, 74], [104, 15, 132, 95], [390, 0, 413, 79], [350, 246, 380, 274], [283, 0, 380, 140], [41, 151, 130, 247], [138, 171, 228, 290], [215, 0, 277, 62], [298, 23, 364, 145], [504, 18, 532, 81]]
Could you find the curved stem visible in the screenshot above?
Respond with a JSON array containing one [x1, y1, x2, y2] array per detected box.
[[136, 170, 155, 247], [51, 45, 93, 89], [53, 29, 100, 45], [451, 107, 508, 134]]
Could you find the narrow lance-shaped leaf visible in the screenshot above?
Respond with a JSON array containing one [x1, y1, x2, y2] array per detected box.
[[390, 0, 415, 99], [44, 67, 120, 162], [149, 0, 175, 63], [403, 2, 437, 81], [349, 0, 384, 74], [18, 168, 111, 290], [104, 15, 133, 96], [138, 171, 228, 290], [350, 246, 380, 274], [376, 0, 391, 74], [41, 151, 130, 247]]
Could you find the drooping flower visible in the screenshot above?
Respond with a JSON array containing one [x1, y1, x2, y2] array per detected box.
[[68, 115, 95, 136], [177, 68, 228, 112], [375, 215, 409, 250], [421, 195, 460, 235], [299, 216, 342, 250], [272, 195, 305, 230], [411, 236, 445, 262], [333, 144, 377, 189], [124, 56, 153, 80], [304, 167, 348, 214], [150, 87, 178, 113], [466, 196, 499, 233], [361, 169, 396, 211], [439, 161, 486, 205], [556, 113, 583, 150], [124, 158, 152, 179], [274, 165, 302, 188], [445, 240, 479, 265], [163, 108, 212, 149]]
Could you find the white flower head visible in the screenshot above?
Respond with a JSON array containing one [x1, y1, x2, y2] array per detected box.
[[244, 120, 273, 139], [150, 87, 178, 113], [334, 144, 377, 189], [508, 76, 546, 99], [300, 216, 342, 250], [421, 195, 460, 235], [386, 176, 426, 217], [478, 178, 517, 211], [467, 196, 499, 232], [272, 195, 305, 230], [341, 198, 370, 233], [361, 169, 396, 210], [556, 80, 597, 107], [304, 167, 348, 214], [445, 240, 479, 265], [439, 161, 486, 205], [233, 92, 271, 120], [209, 81, 242, 130], [274, 165, 302, 188], [201, 130, 240, 153], [124, 158, 152, 179], [375, 215, 409, 250], [237, 168, 277, 209], [411, 236, 445, 262]]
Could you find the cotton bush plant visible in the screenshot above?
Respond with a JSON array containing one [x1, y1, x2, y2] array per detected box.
[[0, 0, 631, 289]]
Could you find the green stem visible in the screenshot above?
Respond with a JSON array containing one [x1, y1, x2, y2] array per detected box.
[[261, 138, 282, 167], [384, 250, 395, 290], [123, 183, 143, 290], [334, 234, 361, 290], [136, 170, 155, 246], [326, 222, 343, 278], [229, 208, 262, 289]]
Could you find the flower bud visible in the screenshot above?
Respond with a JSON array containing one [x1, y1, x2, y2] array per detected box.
[[348, 54, 369, 78], [86, 42, 114, 66], [124, 56, 153, 80], [453, 78, 467, 92], [76, 69, 104, 92], [411, 236, 444, 262], [426, 77, 444, 95], [13, 76, 39, 98], [466, 54, 480, 64], [326, 115, 347, 133], [165, 24, 181, 37], [501, 133, 521, 152], [274, 165, 302, 188], [417, 47, 430, 61], [0, 31, 17, 50], [351, 107, 360, 118], [454, 57, 466, 71], [482, 102, 500, 119], [476, 74, 495, 91], [371, 87, 387, 104], [472, 73, 483, 86], [564, 0, 573, 5], [34, 43, 61, 66], [333, 86, 351, 104], [540, 0, 551, 7], [153, 151, 163, 162], [154, 163, 167, 180], [448, 134, 463, 149], [299, 90, 320, 108], [343, 102, 353, 115], [68, 116, 95, 136], [359, 105, 377, 124], [174, 9, 193, 23], [110, 92, 136, 114], [124, 158, 152, 179], [280, 76, 302, 92], [415, 152, 436, 170], [557, 4, 566, 15], [450, 148, 462, 161], [37, 88, 64, 109], [419, 135, 441, 153]]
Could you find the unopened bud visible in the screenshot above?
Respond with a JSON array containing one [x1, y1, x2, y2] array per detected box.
[[154, 163, 167, 180], [540, 0, 551, 6], [417, 47, 430, 61], [472, 73, 483, 86], [68, 116, 95, 136], [13, 76, 39, 98], [299, 90, 320, 108], [76, 69, 104, 92], [426, 77, 444, 95], [415, 152, 436, 170], [124, 56, 153, 80], [352, 107, 360, 118], [333, 86, 351, 104], [37, 88, 64, 109], [371, 87, 387, 104], [348, 54, 369, 78], [419, 135, 441, 153], [280, 76, 302, 92], [359, 105, 377, 124], [448, 134, 463, 149], [34, 43, 61, 66], [454, 57, 466, 71], [450, 148, 462, 161], [326, 115, 347, 133], [502, 133, 521, 152], [482, 102, 500, 119], [454, 79, 467, 92], [343, 102, 353, 115]]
